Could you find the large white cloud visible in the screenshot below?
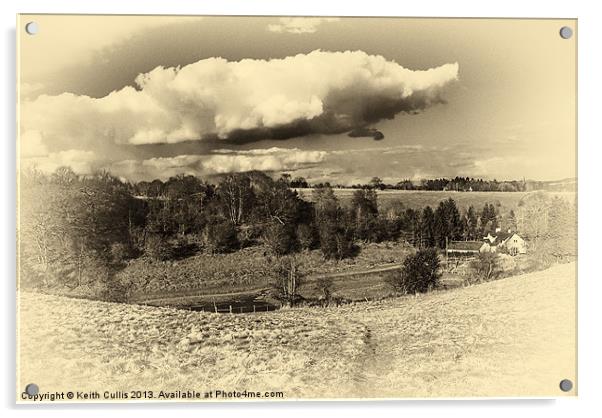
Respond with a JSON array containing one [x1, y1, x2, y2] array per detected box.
[[21, 50, 459, 155]]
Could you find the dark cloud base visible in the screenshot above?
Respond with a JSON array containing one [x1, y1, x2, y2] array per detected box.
[[216, 93, 449, 145]]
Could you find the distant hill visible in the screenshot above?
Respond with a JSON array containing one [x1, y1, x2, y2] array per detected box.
[[525, 178, 577, 192]]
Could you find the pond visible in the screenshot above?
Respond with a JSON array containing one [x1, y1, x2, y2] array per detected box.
[[182, 295, 280, 314]]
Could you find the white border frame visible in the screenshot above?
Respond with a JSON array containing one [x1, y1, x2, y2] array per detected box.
[[3, 1, 600, 417]]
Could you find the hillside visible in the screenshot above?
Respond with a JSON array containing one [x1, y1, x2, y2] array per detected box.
[[17, 262, 576, 400], [295, 188, 576, 215], [119, 241, 413, 300]]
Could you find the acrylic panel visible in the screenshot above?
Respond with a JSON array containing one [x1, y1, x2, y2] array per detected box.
[[16, 15, 577, 402]]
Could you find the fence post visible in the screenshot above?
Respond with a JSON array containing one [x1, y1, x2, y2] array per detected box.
[[229, 305, 232, 314], [253, 305, 256, 313]]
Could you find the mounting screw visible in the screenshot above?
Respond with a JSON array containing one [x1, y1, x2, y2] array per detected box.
[[25, 22, 39, 35], [559, 26, 573, 40], [25, 383, 39, 396], [559, 379, 573, 392]]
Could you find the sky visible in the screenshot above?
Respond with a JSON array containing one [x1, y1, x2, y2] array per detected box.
[[18, 15, 577, 184]]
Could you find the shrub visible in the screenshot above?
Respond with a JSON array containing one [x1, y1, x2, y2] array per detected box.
[[144, 234, 174, 261], [171, 236, 199, 259], [236, 224, 261, 248], [366, 216, 391, 242], [203, 220, 239, 253], [263, 222, 297, 256], [381, 217, 402, 241], [318, 223, 355, 259], [315, 276, 334, 306], [129, 225, 147, 254], [469, 252, 502, 283], [297, 223, 318, 250], [317, 211, 356, 260], [270, 256, 304, 307], [110, 242, 131, 265], [393, 248, 441, 294], [513, 250, 553, 275]]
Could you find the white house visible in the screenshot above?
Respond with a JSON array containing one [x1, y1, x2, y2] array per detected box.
[[498, 233, 527, 255], [481, 230, 527, 256]]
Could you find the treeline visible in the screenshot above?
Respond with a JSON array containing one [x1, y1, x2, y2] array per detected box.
[[351, 176, 528, 192], [19, 168, 141, 300], [19, 167, 575, 301], [263, 175, 529, 192], [131, 172, 509, 254], [129, 174, 564, 196]]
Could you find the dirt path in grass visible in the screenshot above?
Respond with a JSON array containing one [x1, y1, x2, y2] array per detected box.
[[131, 263, 403, 305], [17, 261, 576, 399], [345, 262, 577, 398]]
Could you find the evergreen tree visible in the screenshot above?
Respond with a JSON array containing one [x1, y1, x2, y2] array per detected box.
[[401, 208, 421, 247], [434, 198, 463, 248], [313, 185, 355, 259], [350, 188, 378, 241], [392, 248, 441, 294], [420, 206, 436, 247], [508, 209, 517, 231], [480, 203, 498, 234], [465, 205, 478, 240]]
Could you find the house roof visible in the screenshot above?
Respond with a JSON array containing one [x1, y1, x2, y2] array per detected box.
[[495, 231, 513, 242], [502, 233, 524, 244], [448, 241, 483, 251], [483, 231, 521, 245]]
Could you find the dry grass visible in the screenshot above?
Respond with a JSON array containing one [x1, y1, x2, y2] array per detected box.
[[17, 293, 367, 399], [341, 261, 576, 397], [298, 188, 576, 216], [120, 241, 413, 300], [17, 262, 576, 400]]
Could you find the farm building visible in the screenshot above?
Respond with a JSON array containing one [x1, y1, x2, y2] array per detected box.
[[481, 229, 527, 256], [480, 241, 496, 253], [448, 229, 527, 257], [483, 233, 497, 245], [447, 241, 487, 256], [498, 233, 527, 255]]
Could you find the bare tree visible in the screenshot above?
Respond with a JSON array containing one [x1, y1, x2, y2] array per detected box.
[[217, 174, 253, 225], [272, 256, 304, 307]]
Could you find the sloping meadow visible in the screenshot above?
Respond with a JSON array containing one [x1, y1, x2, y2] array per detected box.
[[18, 291, 368, 399], [18, 262, 576, 400]]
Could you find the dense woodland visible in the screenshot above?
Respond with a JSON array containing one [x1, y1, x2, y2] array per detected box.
[[348, 176, 529, 192], [284, 175, 574, 193], [19, 167, 576, 301]]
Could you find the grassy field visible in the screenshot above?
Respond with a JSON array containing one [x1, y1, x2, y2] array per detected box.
[[18, 262, 576, 400], [120, 241, 414, 301], [296, 188, 576, 215], [56, 189, 576, 304]]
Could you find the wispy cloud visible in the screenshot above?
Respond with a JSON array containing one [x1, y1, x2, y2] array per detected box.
[[19, 82, 45, 100], [25, 149, 100, 175], [20, 16, 204, 81], [107, 148, 327, 181], [267, 17, 340, 34]]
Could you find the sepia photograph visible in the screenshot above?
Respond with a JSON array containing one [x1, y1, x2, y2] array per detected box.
[[16, 14, 577, 401]]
